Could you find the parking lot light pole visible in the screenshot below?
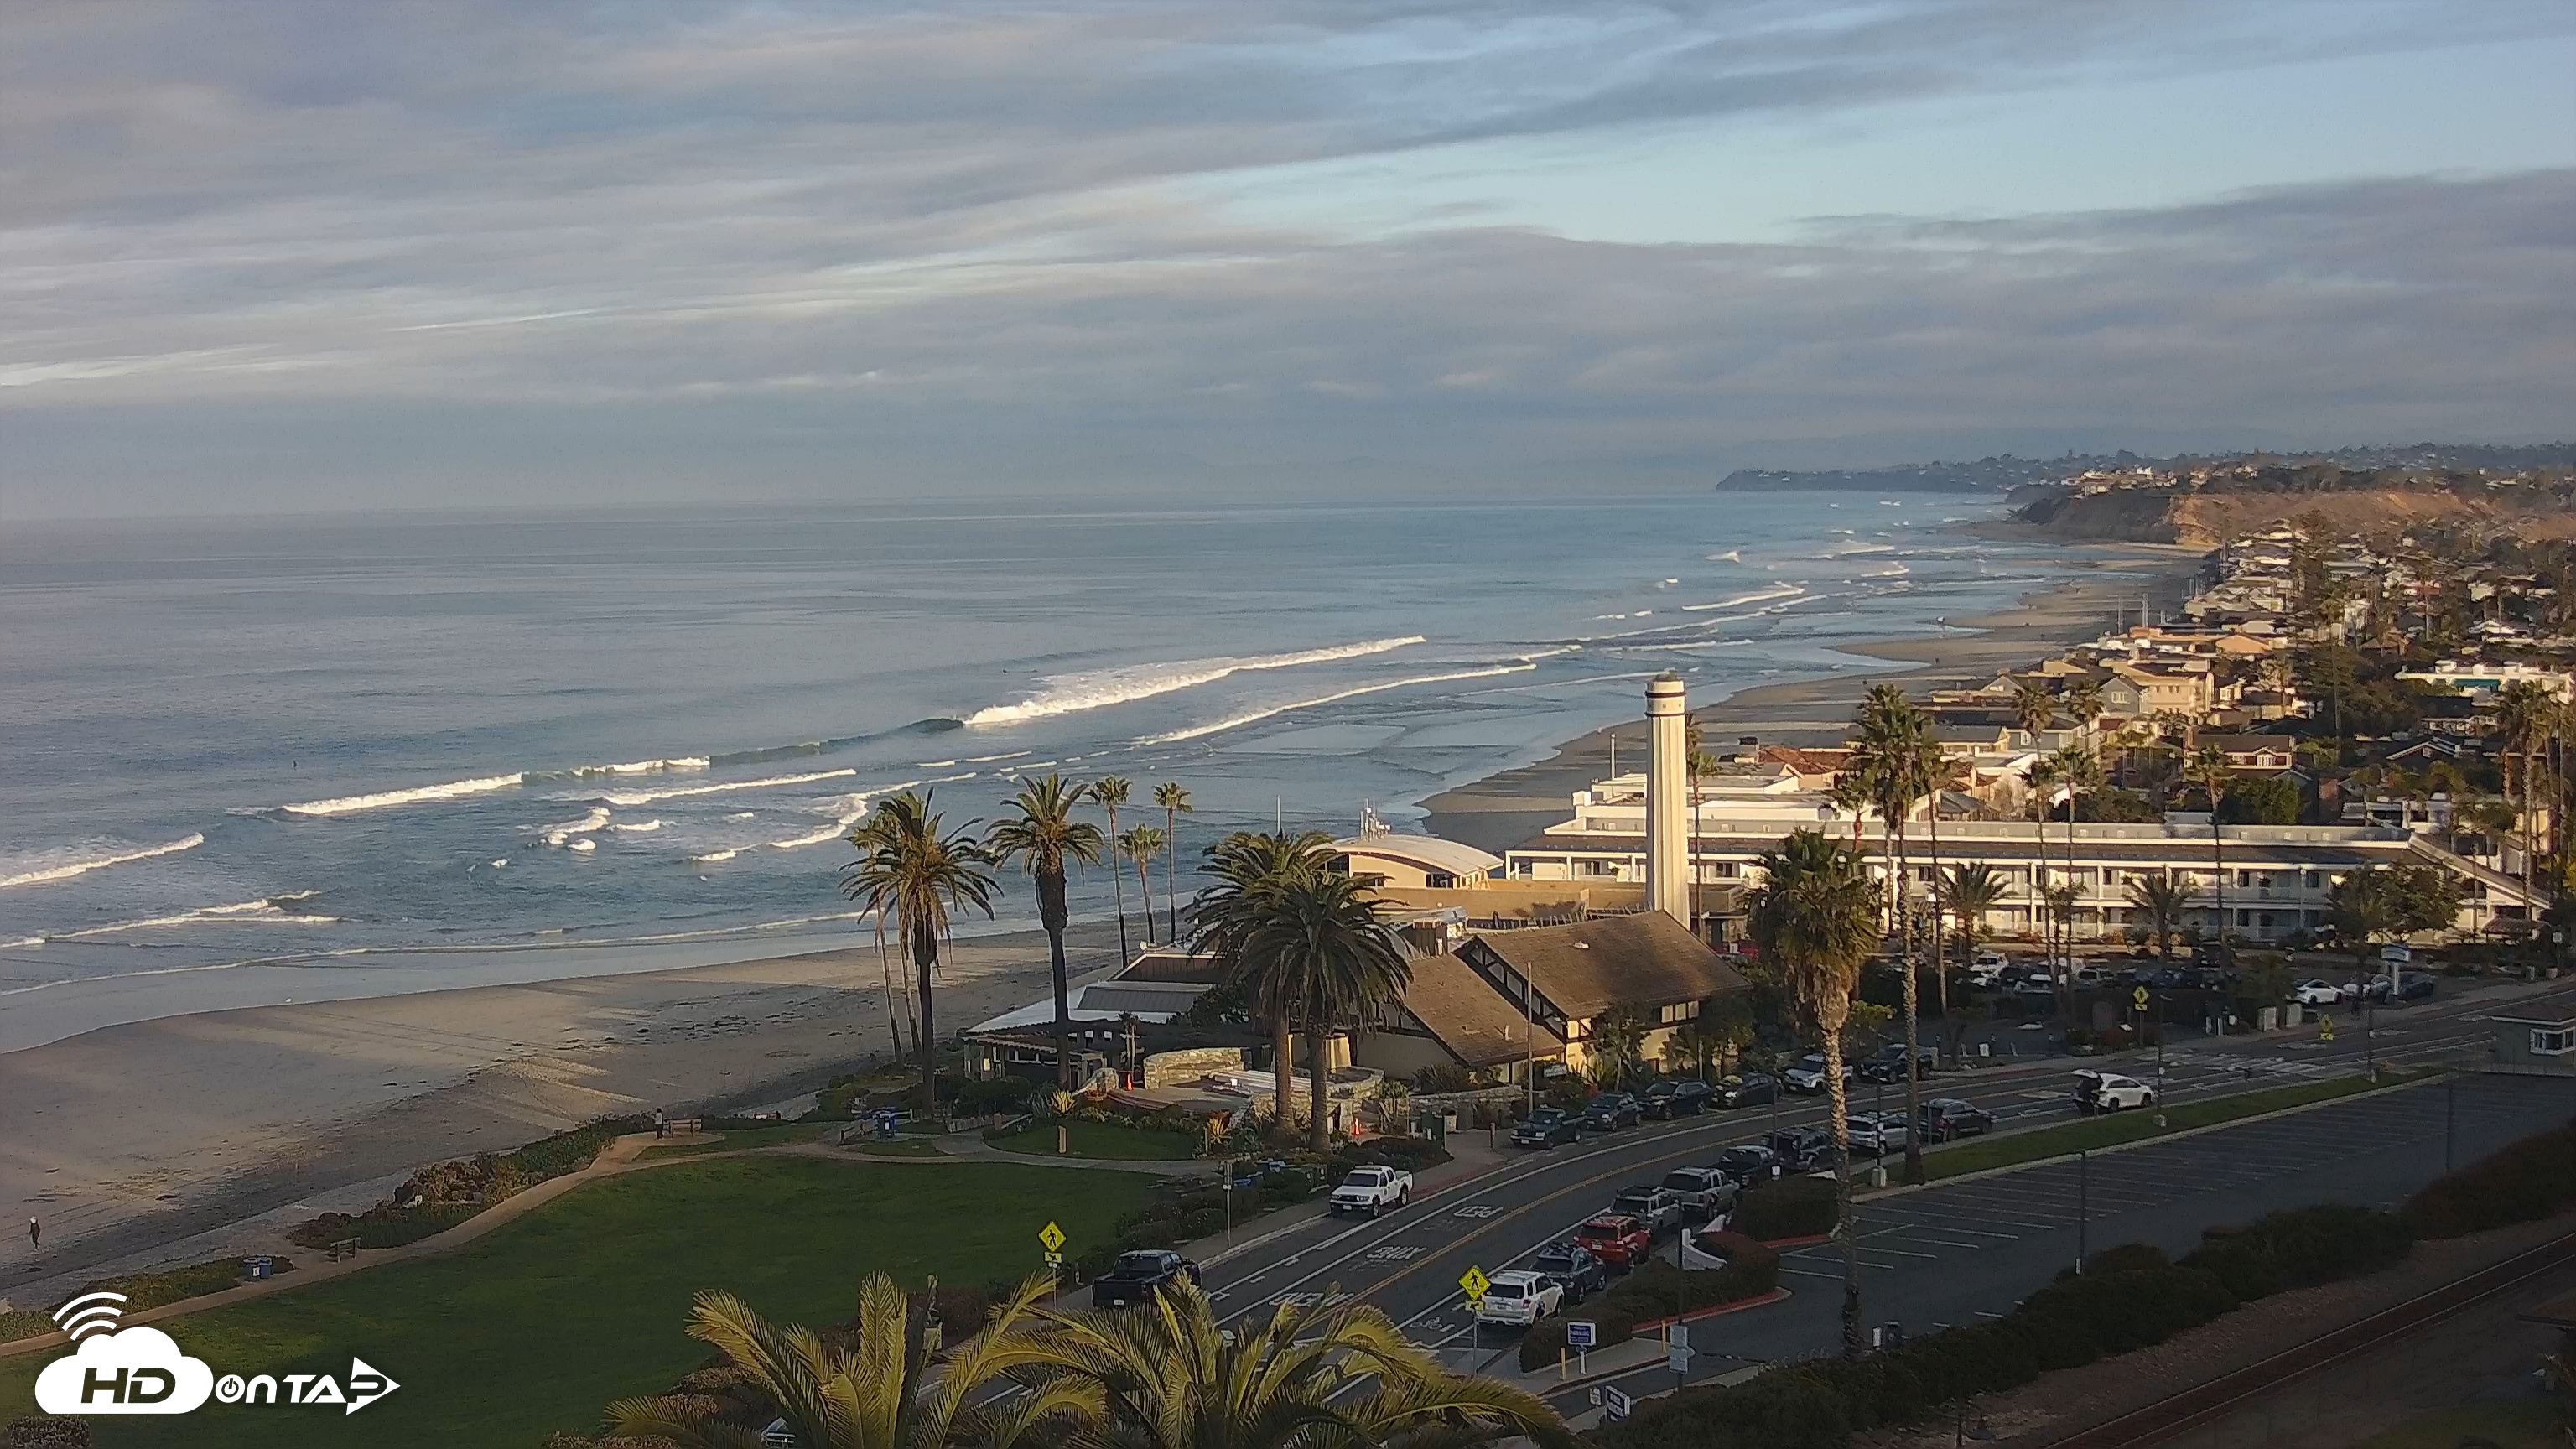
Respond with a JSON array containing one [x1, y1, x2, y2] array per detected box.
[[2075, 1149, 2089, 1274]]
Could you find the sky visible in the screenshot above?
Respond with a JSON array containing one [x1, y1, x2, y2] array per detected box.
[[3, 0, 2572, 519]]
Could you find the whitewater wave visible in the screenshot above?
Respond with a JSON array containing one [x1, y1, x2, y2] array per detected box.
[[689, 847, 744, 863], [1831, 542, 1898, 557], [1707, 549, 1742, 563], [569, 839, 596, 853], [283, 774, 524, 817], [965, 636, 1426, 727], [610, 818, 663, 833], [1681, 585, 1805, 613], [536, 807, 612, 846], [0, 834, 205, 890], [599, 767, 856, 808], [27, 896, 339, 943], [1146, 658, 1545, 744]]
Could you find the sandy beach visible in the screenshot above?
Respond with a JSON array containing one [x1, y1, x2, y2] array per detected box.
[[2, 532, 2202, 1306]]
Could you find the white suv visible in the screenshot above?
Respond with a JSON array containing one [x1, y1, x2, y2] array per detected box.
[[2075, 1070, 2156, 1114], [1474, 1270, 1564, 1327]]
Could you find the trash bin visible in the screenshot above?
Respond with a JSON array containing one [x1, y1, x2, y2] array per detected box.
[[247, 1255, 272, 1281]]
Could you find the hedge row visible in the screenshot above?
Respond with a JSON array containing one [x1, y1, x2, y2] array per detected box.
[[286, 1201, 482, 1251], [1734, 1176, 1837, 1241], [0, 1254, 298, 1343], [287, 1114, 650, 1250], [1519, 1233, 1778, 1369], [1595, 1204, 2412, 1449], [2403, 1116, 2576, 1239]]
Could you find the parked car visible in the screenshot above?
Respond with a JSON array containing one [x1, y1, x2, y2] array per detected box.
[[2339, 976, 2393, 1003], [1845, 1111, 1912, 1156], [1511, 1106, 1581, 1148], [1784, 1052, 1853, 1095], [1611, 1183, 1685, 1237], [1971, 949, 2010, 970], [1658, 1167, 1739, 1224], [1715, 1072, 1781, 1108], [1859, 1045, 1936, 1083], [1473, 1269, 1564, 1327], [1091, 1249, 1200, 1309], [1640, 1078, 1716, 1119], [1530, 1240, 1609, 1303], [2147, 967, 2191, 991], [1712, 1144, 1781, 1184], [2070, 965, 2114, 989], [1917, 1098, 1996, 1142], [1573, 1213, 1653, 1270], [1765, 1125, 1835, 1174], [1328, 1166, 1413, 1217], [2074, 1070, 2156, 1114], [2293, 979, 2341, 1006], [1581, 1092, 1644, 1132], [2393, 971, 2438, 1002]]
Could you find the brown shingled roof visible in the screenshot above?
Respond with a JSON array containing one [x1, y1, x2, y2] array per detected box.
[[1394, 950, 1566, 1067], [1464, 912, 1750, 1021]]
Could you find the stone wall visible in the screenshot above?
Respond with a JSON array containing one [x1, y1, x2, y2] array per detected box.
[[1141, 1045, 1247, 1088]]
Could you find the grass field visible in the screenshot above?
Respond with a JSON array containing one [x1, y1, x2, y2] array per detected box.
[[843, 1137, 945, 1157], [989, 1119, 1199, 1161], [2358, 1397, 2564, 1448], [1919, 1071, 2413, 1182], [633, 1123, 828, 1158], [0, 1157, 1145, 1448]]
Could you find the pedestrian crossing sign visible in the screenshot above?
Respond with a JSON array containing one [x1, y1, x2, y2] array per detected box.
[[1459, 1265, 1490, 1302], [2319, 1016, 2335, 1043], [1039, 1221, 1067, 1253]]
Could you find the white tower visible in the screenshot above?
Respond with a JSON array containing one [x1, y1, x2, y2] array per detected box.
[[1644, 671, 1690, 925]]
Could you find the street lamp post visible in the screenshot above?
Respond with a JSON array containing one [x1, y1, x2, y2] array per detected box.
[[2075, 1149, 2089, 1274]]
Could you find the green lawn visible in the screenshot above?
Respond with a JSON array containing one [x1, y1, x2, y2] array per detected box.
[[988, 1119, 1199, 1161], [633, 1122, 828, 1158], [843, 1137, 945, 1158], [0, 1156, 1144, 1448], [2358, 1397, 2565, 1449], [1917, 1072, 2414, 1182]]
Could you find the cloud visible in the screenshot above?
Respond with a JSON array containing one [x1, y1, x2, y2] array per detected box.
[[34, 1326, 216, 1415]]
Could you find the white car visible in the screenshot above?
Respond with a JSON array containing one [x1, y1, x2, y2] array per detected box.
[[1329, 1166, 1412, 1217], [1473, 1270, 1564, 1327], [2293, 979, 2340, 1006], [1972, 949, 2009, 969], [1784, 1052, 1852, 1094], [2075, 1070, 2156, 1114], [1845, 1112, 1912, 1156]]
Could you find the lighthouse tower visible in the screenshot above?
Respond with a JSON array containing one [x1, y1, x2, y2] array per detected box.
[[1644, 672, 1690, 925]]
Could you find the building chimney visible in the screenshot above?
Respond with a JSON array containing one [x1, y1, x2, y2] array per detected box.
[[1645, 672, 1690, 924]]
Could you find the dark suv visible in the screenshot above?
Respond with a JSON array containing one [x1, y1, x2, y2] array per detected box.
[[1859, 1045, 1936, 1083], [1917, 1098, 1994, 1142], [1764, 1125, 1833, 1174], [1640, 1078, 1715, 1119], [1510, 1107, 1581, 1149], [1530, 1240, 1608, 1303], [1715, 1072, 1780, 1108], [1580, 1092, 1643, 1132], [1713, 1144, 1780, 1184]]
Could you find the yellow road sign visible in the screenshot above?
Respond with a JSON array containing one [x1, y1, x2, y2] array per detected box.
[[1039, 1221, 1067, 1254], [1459, 1265, 1490, 1302], [2319, 1016, 2335, 1043], [2132, 986, 2150, 1011]]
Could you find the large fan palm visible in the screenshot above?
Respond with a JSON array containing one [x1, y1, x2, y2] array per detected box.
[[1153, 782, 1194, 943], [1940, 863, 2007, 975], [1031, 1279, 1571, 1449], [606, 1274, 1094, 1449], [2127, 873, 2190, 962], [1185, 830, 1334, 1132], [2184, 745, 2231, 958], [1094, 776, 1135, 964], [1119, 825, 1166, 948], [844, 791, 1000, 1114], [1237, 870, 1411, 1155], [1749, 829, 1878, 1359], [990, 776, 1105, 1090], [1849, 684, 1935, 1185]]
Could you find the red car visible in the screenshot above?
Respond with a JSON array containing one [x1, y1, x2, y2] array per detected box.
[[1574, 1213, 1652, 1270]]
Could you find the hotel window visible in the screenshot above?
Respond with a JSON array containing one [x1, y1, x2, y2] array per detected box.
[[2533, 1027, 2576, 1057], [1657, 1002, 1701, 1025]]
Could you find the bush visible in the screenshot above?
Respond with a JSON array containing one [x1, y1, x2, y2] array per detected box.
[[0, 1255, 299, 1343], [2403, 1117, 2576, 1239], [1735, 1176, 1837, 1241], [1519, 1233, 1777, 1369], [3, 1417, 91, 1449], [288, 1202, 480, 1249], [1329, 1137, 1451, 1173]]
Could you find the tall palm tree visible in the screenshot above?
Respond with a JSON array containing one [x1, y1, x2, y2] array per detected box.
[[1152, 782, 1193, 943], [2127, 873, 2189, 961], [1830, 769, 1872, 853], [1030, 1280, 1572, 1449], [1851, 684, 1935, 1185], [1918, 735, 1952, 1014], [2054, 745, 2104, 959], [2184, 745, 2232, 959], [2025, 754, 2064, 983], [2498, 680, 2555, 902], [1748, 828, 1878, 1359], [608, 1274, 1093, 1449], [1185, 830, 1334, 1132], [1093, 776, 1135, 964], [1237, 870, 1410, 1155], [989, 776, 1104, 1091], [1119, 825, 1166, 946], [844, 791, 999, 1114], [1688, 746, 1722, 938], [2012, 676, 2058, 745], [2064, 677, 2106, 739], [1940, 863, 2007, 979]]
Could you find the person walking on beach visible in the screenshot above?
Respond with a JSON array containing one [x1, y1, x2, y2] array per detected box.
[[26, 1218, 37, 1249]]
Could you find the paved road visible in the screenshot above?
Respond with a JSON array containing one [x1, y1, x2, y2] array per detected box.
[[1190, 973, 2576, 1392]]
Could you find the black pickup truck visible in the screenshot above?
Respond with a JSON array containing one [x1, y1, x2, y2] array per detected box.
[[1090, 1249, 1200, 1309]]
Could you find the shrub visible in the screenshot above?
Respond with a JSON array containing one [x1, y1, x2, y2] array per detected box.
[[2403, 1117, 2576, 1238], [1519, 1233, 1778, 1369], [288, 1202, 480, 1249], [1329, 1137, 1451, 1173], [1735, 1176, 1837, 1241], [0, 1256, 299, 1343]]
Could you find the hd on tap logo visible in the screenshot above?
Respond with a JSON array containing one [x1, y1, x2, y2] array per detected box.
[[34, 1291, 397, 1417]]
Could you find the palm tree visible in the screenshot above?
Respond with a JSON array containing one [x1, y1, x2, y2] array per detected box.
[[1830, 769, 1872, 853], [2185, 744, 2232, 960], [608, 1273, 1093, 1449], [1185, 830, 1334, 1132], [1030, 1280, 1571, 1449], [844, 792, 1000, 1114], [1851, 685, 1936, 1186], [1748, 829, 1878, 1359], [1094, 776, 1135, 964], [2127, 873, 2190, 962], [1940, 863, 2007, 980], [989, 776, 1104, 1091], [1688, 746, 1722, 938], [1152, 782, 1193, 943], [2326, 870, 2396, 995], [1119, 825, 1166, 946], [2026, 754, 2064, 979], [2064, 677, 2106, 740], [2012, 676, 2057, 744], [2498, 680, 2555, 903], [1238, 870, 1411, 1155], [2054, 745, 2104, 958]]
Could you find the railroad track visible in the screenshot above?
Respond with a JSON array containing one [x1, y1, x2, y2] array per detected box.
[[2041, 1228, 2576, 1448]]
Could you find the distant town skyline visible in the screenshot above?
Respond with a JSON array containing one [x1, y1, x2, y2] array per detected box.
[[3, 0, 2572, 519]]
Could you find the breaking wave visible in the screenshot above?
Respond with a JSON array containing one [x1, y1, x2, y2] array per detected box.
[[281, 773, 525, 817], [1146, 657, 1547, 745], [964, 636, 1426, 727], [536, 808, 612, 846], [1681, 585, 1805, 613], [0, 834, 205, 890], [598, 767, 856, 808], [23, 895, 338, 944]]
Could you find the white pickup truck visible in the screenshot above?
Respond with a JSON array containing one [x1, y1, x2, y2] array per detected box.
[[1328, 1166, 1413, 1217]]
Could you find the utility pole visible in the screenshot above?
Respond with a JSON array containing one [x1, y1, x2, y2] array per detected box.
[[2075, 1150, 2090, 1274]]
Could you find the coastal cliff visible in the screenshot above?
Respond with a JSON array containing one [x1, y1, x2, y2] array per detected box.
[[2014, 486, 2512, 547]]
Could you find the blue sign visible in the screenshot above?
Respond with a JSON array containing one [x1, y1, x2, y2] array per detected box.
[[1565, 1320, 1597, 1349]]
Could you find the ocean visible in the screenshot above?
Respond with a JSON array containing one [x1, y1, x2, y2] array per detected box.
[[0, 488, 2089, 1020]]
